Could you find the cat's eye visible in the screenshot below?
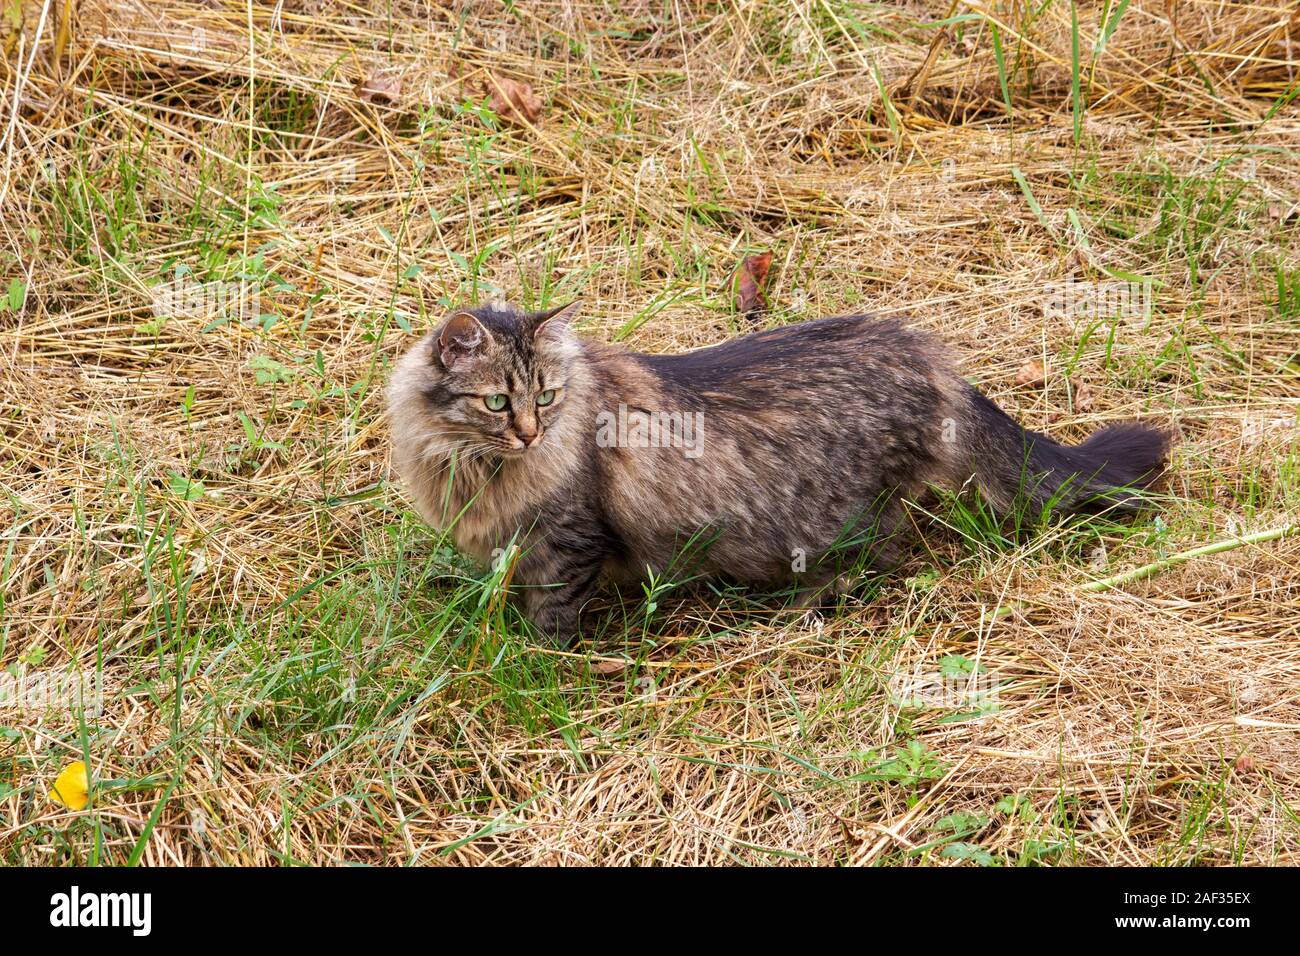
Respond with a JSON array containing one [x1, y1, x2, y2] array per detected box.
[[536, 389, 557, 407], [483, 393, 508, 412]]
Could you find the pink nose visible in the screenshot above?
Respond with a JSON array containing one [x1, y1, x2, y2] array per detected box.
[[518, 430, 541, 447]]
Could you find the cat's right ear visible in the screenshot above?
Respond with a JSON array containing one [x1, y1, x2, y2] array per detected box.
[[436, 311, 490, 369], [534, 301, 581, 343]]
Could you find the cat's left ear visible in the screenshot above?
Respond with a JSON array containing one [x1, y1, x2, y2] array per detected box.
[[534, 301, 581, 342]]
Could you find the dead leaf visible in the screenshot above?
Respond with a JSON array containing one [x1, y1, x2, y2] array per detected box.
[[1014, 359, 1046, 388], [1235, 754, 1255, 775], [357, 72, 401, 105], [734, 251, 773, 319], [484, 73, 542, 126], [1070, 378, 1094, 412], [589, 657, 628, 676]]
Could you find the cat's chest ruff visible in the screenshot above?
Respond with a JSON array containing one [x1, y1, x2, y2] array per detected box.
[[447, 478, 538, 562], [444, 456, 571, 563]]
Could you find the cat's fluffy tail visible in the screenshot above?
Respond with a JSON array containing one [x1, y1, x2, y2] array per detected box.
[[961, 385, 1170, 514]]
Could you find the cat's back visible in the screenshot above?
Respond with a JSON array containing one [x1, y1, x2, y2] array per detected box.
[[629, 313, 947, 403]]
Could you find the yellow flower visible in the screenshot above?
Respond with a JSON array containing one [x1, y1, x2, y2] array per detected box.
[[48, 760, 90, 811]]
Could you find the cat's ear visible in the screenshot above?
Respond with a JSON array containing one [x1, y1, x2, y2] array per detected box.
[[436, 311, 491, 369], [534, 301, 581, 343]]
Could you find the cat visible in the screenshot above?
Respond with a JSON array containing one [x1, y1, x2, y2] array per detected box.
[[386, 301, 1169, 646]]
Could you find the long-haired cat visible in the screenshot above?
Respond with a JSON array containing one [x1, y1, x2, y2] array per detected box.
[[387, 301, 1169, 646]]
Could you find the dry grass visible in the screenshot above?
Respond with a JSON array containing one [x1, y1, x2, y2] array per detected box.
[[1, 0, 1298, 865]]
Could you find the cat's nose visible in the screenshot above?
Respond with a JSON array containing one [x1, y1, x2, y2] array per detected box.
[[517, 429, 542, 447]]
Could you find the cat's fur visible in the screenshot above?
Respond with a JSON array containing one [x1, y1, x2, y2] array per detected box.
[[387, 301, 1169, 645]]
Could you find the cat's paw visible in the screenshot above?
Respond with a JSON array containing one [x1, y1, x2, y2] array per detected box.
[[796, 606, 827, 631]]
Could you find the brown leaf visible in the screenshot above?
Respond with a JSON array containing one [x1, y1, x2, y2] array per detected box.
[[734, 251, 773, 318], [589, 657, 628, 676], [1014, 359, 1046, 388], [1235, 754, 1255, 775], [357, 72, 401, 105], [1070, 378, 1094, 412], [484, 73, 542, 126]]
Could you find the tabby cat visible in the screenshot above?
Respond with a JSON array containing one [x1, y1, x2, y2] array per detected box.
[[387, 301, 1168, 645]]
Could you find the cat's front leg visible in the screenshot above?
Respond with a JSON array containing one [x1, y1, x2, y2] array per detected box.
[[515, 545, 608, 648]]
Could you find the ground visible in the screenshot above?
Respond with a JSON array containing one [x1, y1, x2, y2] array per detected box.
[[0, 0, 1298, 865]]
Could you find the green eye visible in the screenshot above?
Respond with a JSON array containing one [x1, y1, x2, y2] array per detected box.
[[484, 394, 508, 411], [536, 389, 557, 407]]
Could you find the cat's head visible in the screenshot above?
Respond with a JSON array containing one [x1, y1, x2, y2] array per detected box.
[[393, 301, 584, 458]]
